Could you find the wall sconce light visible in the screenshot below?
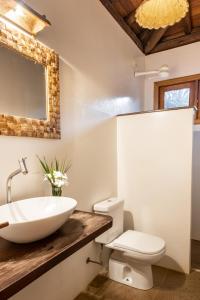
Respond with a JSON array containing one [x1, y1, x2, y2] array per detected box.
[[0, 0, 51, 35]]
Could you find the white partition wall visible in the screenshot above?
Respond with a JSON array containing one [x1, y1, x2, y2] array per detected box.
[[117, 108, 194, 273]]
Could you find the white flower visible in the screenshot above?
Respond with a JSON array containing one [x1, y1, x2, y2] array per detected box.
[[44, 170, 69, 187], [53, 171, 68, 180], [53, 179, 65, 187], [53, 171, 63, 178]]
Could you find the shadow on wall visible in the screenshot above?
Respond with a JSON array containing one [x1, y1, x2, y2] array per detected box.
[[124, 210, 134, 231], [192, 130, 200, 241], [159, 256, 185, 274]]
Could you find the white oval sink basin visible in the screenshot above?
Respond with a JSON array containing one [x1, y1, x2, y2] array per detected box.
[[0, 197, 77, 243]]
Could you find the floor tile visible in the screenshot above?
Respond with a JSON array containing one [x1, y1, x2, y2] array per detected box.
[[75, 266, 200, 300], [154, 270, 200, 300]]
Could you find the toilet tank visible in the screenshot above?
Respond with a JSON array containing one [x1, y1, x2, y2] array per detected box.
[[93, 197, 124, 244]]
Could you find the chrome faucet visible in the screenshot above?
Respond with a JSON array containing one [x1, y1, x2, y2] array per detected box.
[[6, 157, 28, 204]]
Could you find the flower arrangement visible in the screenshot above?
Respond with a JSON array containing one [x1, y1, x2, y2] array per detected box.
[[38, 156, 71, 196]]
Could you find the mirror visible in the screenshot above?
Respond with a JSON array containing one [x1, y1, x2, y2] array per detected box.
[[0, 46, 47, 120], [0, 20, 60, 139]]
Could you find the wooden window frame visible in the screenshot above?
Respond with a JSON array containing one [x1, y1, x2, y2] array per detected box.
[[154, 74, 200, 124]]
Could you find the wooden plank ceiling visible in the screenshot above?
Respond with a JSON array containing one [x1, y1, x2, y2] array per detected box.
[[99, 0, 200, 54]]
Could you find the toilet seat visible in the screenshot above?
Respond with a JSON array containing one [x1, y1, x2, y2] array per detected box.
[[107, 230, 165, 255]]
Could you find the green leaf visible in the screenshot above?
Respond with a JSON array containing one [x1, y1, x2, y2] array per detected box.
[[37, 155, 48, 173], [55, 158, 59, 171]]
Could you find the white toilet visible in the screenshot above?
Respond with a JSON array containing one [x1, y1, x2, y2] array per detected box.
[[94, 198, 166, 290]]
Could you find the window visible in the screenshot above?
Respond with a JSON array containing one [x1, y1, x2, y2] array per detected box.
[[154, 74, 200, 123]]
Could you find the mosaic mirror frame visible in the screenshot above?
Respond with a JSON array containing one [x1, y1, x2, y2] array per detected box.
[[0, 20, 60, 139]]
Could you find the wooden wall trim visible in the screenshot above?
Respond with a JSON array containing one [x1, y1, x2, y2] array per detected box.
[[154, 74, 200, 87]]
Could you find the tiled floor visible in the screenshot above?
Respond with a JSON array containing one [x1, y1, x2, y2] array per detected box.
[[191, 239, 200, 270], [75, 266, 200, 300]]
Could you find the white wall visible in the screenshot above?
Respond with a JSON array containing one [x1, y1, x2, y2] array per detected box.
[[2, 0, 145, 299], [144, 43, 200, 241], [117, 109, 194, 274]]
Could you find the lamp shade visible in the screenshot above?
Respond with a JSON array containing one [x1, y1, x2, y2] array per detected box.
[[135, 0, 189, 30]]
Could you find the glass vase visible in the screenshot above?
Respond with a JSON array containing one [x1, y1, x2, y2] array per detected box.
[[52, 186, 62, 196]]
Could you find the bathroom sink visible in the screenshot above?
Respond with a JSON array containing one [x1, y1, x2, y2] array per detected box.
[[0, 197, 77, 243]]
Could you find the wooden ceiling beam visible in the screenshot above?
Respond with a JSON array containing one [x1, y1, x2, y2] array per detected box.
[[183, 12, 192, 34], [183, 0, 192, 34], [144, 28, 168, 54], [124, 11, 136, 25], [139, 29, 152, 44], [99, 0, 144, 52], [149, 27, 200, 54], [124, 10, 142, 35]]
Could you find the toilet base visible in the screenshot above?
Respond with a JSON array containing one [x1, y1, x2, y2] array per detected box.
[[109, 258, 153, 290]]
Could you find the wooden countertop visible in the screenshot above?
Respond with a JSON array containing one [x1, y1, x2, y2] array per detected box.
[[0, 210, 112, 299]]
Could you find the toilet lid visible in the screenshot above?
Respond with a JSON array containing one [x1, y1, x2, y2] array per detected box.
[[113, 230, 165, 255]]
